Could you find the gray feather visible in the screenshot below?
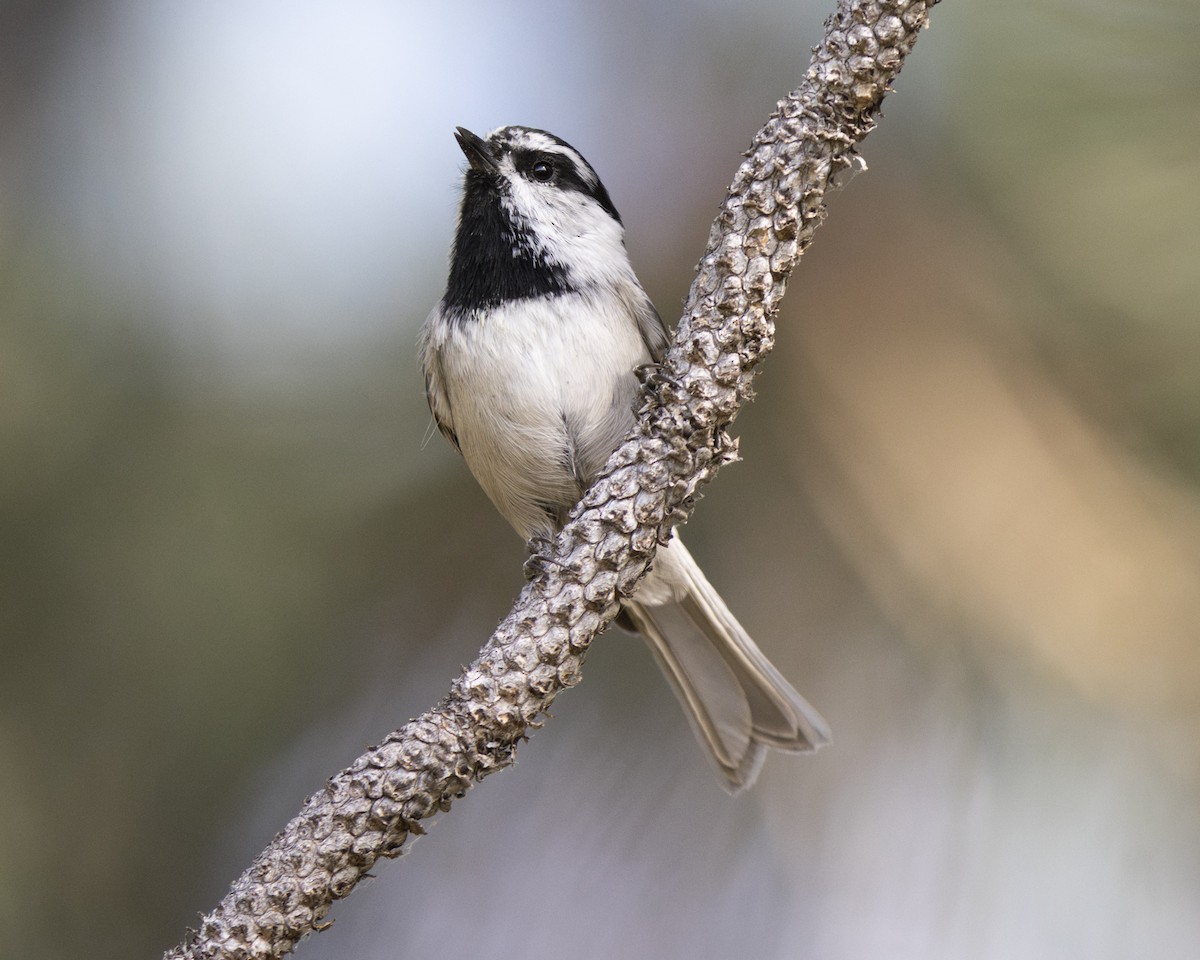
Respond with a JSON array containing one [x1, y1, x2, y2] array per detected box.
[[623, 538, 830, 792]]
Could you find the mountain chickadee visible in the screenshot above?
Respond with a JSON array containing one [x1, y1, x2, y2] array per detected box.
[[420, 125, 829, 791]]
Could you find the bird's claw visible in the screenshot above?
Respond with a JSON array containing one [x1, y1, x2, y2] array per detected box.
[[523, 534, 559, 581], [635, 361, 672, 388]]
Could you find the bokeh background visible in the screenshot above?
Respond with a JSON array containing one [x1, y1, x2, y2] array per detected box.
[[4, 1, 1199, 958]]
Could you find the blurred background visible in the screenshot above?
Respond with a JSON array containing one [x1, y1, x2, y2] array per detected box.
[[3, 0, 1199, 957]]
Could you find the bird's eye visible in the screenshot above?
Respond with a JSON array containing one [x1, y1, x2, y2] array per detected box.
[[529, 159, 554, 182]]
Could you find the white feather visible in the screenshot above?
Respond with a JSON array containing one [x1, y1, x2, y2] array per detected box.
[[431, 288, 648, 540]]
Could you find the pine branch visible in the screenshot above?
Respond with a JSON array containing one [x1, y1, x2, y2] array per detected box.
[[164, 2, 939, 956]]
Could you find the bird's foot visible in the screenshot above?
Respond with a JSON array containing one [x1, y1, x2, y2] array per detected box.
[[523, 534, 561, 581]]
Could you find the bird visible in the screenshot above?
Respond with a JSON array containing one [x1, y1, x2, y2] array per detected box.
[[420, 124, 829, 791]]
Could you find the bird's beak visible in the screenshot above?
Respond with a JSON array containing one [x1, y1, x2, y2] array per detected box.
[[454, 126, 499, 173]]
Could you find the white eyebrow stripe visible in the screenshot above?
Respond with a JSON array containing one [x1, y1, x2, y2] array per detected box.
[[523, 136, 584, 166], [553, 149, 596, 186], [487, 127, 597, 189]]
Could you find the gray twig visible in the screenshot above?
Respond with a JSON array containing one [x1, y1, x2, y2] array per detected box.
[[164, 2, 939, 957]]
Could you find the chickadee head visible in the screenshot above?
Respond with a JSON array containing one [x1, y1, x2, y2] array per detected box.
[[443, 125, 632, 316]]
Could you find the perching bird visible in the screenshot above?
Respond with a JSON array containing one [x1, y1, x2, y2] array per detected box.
[[420, 125, 829, 790]]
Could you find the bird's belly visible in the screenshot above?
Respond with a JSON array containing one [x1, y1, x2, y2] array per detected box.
[[440, 294, 650, 538]]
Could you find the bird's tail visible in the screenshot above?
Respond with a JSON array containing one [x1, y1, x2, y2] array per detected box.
[[621, 538, 830, 792]]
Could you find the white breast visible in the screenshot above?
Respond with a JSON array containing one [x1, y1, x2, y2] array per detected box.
[[437, 289, 651, 539]]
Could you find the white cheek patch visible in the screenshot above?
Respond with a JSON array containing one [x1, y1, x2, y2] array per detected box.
[[502, 177, 627, 289]]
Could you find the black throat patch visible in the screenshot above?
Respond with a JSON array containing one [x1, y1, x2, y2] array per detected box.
[[441, 171, 572, 317]]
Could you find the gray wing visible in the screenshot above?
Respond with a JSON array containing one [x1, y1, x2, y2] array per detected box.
[[635, 295, 670, 363], [419, 307, 459, 452]]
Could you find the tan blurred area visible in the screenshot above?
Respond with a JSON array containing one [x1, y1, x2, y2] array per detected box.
[[3, 1, 1199, 959], [791, 180, 1200, 772]]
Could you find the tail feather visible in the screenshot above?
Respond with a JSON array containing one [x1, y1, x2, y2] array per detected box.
[[622, 538, 830, 793]]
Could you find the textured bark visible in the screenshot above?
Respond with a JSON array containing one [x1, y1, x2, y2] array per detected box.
[[164, 2, 939, 957]]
